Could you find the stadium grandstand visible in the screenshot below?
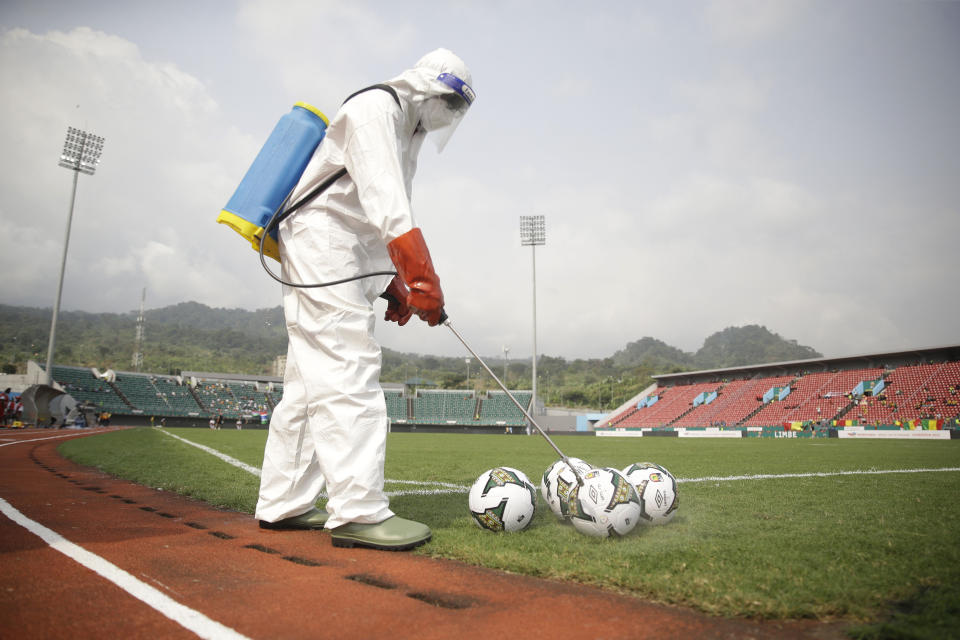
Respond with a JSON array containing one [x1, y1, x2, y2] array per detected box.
[[13, 344, 960, 434], [600, 345, 960, 434], [28, 362, 535, 432]]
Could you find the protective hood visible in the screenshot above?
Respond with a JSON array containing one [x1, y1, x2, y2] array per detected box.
[[384, 48, 475, 152]]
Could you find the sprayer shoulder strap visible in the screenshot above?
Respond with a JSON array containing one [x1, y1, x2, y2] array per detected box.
[[342, 83, 402, 109], [276, 85, 402, 223]]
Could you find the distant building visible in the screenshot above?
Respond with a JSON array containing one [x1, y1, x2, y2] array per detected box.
[[273, 355, 286, 378]]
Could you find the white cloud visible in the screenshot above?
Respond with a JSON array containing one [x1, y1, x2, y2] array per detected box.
[[676, 67, 767, 114], [235, 0, 417, 103], [1, 2, 957, 367], [0, 26, 263, 314], [704, 0, 811, 43]]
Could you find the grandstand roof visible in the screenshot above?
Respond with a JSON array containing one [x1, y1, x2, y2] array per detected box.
[[653, 344, 960, 386], [403, 377, 438, 387], [182, 371, 282, 383]]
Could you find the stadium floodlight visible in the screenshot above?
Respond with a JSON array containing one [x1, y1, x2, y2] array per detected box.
[[503, 345, 510, 384], [519, 215, 545, 247], [44, 127, 105, 385], [519, 215, 546, 427], [58, 127, 105, 175]]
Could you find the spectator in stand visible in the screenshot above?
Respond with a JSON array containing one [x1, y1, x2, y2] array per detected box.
[[1, 388, 10, 425]]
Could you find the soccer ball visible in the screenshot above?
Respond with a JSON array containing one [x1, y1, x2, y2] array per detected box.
[[568, 467, 642, 538], [622, 462, 679, 525], [540, 457, 592, 519], [468, 467, 537, 532]]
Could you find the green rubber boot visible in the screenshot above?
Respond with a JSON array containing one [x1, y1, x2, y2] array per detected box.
[[330, 516, 431, 551], [259, 506, 329, 530]]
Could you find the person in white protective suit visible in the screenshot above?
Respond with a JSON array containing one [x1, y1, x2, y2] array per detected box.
[[255, 49, 475, 551]]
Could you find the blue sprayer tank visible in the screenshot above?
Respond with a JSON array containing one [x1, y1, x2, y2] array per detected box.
[[217, 102, 329, 261]]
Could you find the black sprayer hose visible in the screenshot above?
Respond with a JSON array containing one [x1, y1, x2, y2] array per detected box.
[[257, 169, 398, 289], [442, 317, 584, 486]]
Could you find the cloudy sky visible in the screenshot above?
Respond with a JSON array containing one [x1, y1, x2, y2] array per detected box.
[[1, 0, 958, 363]]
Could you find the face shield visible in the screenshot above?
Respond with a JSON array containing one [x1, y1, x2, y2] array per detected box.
[[420, 72, 476, 152]]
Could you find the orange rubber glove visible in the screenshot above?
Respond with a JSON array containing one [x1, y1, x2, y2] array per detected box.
[[380, 275, 413, 326], [386, 227, 445, 326]]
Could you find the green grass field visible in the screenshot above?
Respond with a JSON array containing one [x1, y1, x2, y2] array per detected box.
[[60, 428, 960, 639]]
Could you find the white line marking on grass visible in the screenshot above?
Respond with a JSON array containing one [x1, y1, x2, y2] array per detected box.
[[679, 467, 960, 484], [158, 429, 263, 477], [156, 429, 469, 495], [157, 430, 960, 492], [385, 479, 468, 489], [155, 428, 960, 491], [0, 497, 250, 640], [383, 487, 466, 497]]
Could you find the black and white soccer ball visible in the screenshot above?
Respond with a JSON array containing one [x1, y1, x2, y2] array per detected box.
[[622, 462, 679, 525], [568, 467, 642, 538], [468, 467, 537, 532], [540, 457, 592, 520]]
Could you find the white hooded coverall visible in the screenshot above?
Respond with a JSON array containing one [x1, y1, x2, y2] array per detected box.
[[255, 49, 472, 529]]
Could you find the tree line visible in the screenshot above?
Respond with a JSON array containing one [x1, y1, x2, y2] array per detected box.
[[0, 303, 820, 410]]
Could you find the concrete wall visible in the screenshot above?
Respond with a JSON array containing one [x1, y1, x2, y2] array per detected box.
[[0, 361, 50, 393]]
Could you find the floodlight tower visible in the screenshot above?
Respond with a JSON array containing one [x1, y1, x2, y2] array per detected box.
[[520, 215, 545, 422], [45, 127, 105, 385], [132, 288, 146, 371], [502, 345, 510, 385]]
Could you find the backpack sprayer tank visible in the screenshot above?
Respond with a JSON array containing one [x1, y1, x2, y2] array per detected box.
[[216, 102, 329, 261]]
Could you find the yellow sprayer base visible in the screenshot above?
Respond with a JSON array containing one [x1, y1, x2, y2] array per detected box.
[[217, 210, 280, 262]]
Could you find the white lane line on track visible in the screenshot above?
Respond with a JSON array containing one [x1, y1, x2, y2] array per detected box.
[[156, 428, 469, 494], [0, 496, 250, 640], [0, 430, 113, 448], [679, 467, 960, 484]]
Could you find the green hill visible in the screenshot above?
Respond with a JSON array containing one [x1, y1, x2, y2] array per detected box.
[[0, 303, 820, 410], [694, 324, 821, 369]]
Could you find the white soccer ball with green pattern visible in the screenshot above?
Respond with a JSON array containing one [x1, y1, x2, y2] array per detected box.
[[568, 467, 642, 538], [622, 462, 679, 525], [540, 457, 592, 519], [468, 467, 537, 532]]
